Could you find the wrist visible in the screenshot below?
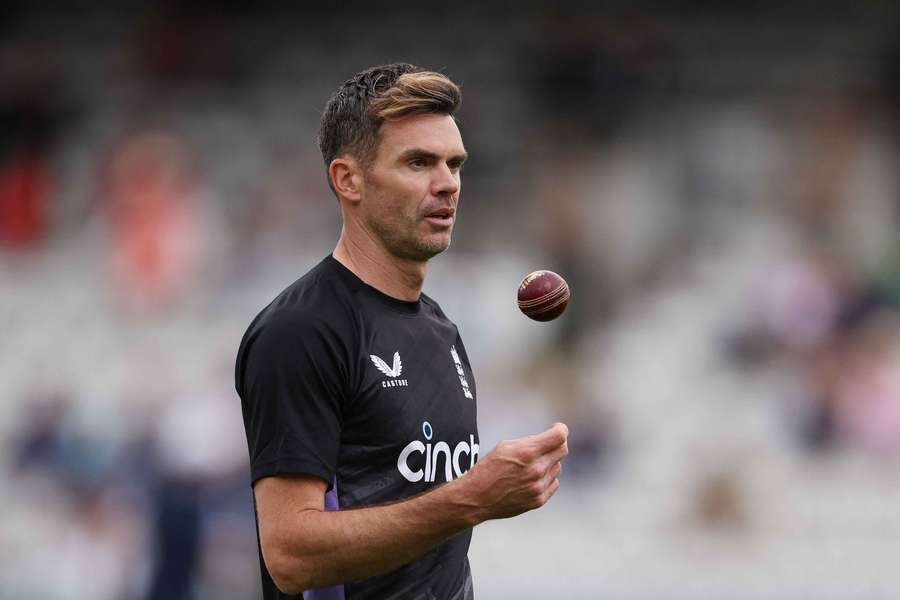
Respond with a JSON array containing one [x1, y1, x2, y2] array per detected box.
[[441, 470, 488, 528]]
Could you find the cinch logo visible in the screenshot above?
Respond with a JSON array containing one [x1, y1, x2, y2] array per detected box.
[[371, 351, 409, 388], [397, 420, 479, 483]]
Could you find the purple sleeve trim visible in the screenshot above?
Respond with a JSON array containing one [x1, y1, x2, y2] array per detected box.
[[303, 477, 345, 600]]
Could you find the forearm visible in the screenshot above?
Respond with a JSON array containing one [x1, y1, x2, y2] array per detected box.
[[271, 478, 482, 592], [259, 423, 569, 595]]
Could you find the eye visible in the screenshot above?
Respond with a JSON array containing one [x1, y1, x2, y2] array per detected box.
[[409, 158, 427, 168]]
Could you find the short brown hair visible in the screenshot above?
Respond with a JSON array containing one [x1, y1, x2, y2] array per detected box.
[[318, 63, 461, 185]]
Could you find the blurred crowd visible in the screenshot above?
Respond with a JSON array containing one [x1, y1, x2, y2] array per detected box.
[[2, 2, 899, 598]]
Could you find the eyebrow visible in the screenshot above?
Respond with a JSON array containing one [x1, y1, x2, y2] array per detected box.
[[397, 148, 468, 164]]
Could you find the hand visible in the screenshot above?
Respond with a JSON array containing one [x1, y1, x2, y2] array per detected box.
[[464, 422, 569, 521]]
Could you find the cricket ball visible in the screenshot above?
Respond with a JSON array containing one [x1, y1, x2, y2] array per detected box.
[[517, 270, 570, 321]]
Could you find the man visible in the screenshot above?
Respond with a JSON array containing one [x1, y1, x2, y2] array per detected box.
[[236, 63, 569, 600]]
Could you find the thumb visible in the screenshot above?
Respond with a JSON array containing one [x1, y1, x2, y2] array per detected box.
[[533, 422, 568, 453]]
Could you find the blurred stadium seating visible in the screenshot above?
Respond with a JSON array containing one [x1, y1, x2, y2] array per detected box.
[[2, 2, 899, 598]]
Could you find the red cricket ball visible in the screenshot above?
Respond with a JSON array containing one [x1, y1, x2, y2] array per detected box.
[[517, 270, 571, 321]]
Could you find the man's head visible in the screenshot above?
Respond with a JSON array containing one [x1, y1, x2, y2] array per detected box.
[[319, 63, 467, 262]]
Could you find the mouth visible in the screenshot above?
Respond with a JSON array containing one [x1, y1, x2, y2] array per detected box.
[[424, 207, 455, 228]]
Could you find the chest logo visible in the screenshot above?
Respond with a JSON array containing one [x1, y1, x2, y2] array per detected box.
[[370, 351, 409, 388], [450, 346, 474, 399], [397, 420, 479, 483]]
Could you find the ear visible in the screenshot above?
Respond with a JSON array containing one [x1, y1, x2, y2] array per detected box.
[[329, 156, 364, 203]]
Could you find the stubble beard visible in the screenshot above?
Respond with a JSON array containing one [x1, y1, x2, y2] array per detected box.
[[361, 170, 453, 262], [369, 212, 451, 263]]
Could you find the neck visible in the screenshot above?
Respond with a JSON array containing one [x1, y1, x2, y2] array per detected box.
[[332, 227, 427, 302]]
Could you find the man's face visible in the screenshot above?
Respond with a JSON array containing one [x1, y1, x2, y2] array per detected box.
[[360, 113, 467, 262]]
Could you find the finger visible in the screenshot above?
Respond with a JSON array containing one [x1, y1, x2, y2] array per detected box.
[[546, 440, 569, 463], [531, 422, 569, 453], [543, 477, 561, 503], [545, 461, 562, 481]]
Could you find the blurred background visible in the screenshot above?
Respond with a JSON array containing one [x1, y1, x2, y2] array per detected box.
[[2, 1, 899, 598]]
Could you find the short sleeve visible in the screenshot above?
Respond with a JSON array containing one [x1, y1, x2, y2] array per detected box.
[[237, 311, 348, 487]]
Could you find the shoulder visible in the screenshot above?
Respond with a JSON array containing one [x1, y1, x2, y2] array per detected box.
[[420, 292, 453, 323], [253, 273, 344, 334], [236, 259, 360, 377]]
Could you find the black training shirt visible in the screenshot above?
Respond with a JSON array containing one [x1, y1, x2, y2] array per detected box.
[[236, 255, 479, 600]]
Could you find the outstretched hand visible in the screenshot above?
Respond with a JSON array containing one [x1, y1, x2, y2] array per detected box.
[[464, 422, 569, 521]]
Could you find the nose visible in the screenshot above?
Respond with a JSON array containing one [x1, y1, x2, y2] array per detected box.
[[431, 163, 459, 197]]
